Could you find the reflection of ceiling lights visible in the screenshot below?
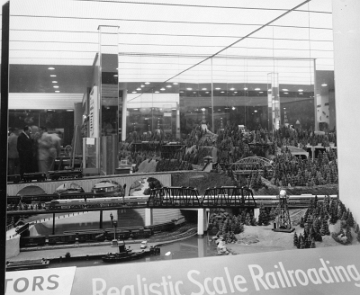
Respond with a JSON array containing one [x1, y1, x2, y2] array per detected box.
[[205, 92, 209, 94], [202, 88, 207, 90], [254, 110, 258, 113], [166, 85, 171, 88], [136, 88, 141, 91], [230, 88, 235, 91], [186, 88, 192, 90], [215, 87, 221, 90], [244, 87, 248, 90], [221, 91, 225, 93], [255, 88, 260, 91], [234, 91, 237, 94], [48, 67, 55, 70], [55, 90, 60, 93], [232, 107, 235, 110], [282, 89, 288, 91], [298, 89, 303, 92], [179, 91, 184, 93], [259, 91, 263, 94], [132, 91, 136, 93], [193, 92, 196, 94], [50, 74, 56, 77], [66, 109, 73, 112], [141, 85, 144, 87], [299, 93, 303, 95], [113, 74, 118, 77], [53, 85, 59, 88], [160, 88, 165, 91], [155, 91, 159, 93], [52, 81, 57, 83], [284, 92, 288, 94], [321, 83, 327, 87], [173, 82, 178, 85], [145, 82, 150, 85]]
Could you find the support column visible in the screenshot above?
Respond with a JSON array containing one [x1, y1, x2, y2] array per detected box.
[[99, 210, 103, 229], [145, 208, 153, 227], [332, 0, 360, 222], [253, 208, 260, 221], [197, 209, 206, 236], [52, 213, 55, 235]]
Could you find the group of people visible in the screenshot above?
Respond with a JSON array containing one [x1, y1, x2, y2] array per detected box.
[[8, 125, 62, 178]]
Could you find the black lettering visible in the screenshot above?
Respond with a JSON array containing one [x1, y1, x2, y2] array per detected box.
[[47, 274, 60, 290], [32, 276, 44, 291], [14, 278, 29, 293]]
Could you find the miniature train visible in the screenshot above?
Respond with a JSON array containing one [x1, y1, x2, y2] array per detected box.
[[20, 222, 176, 248]]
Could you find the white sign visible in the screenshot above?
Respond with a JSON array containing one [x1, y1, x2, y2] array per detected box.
[[6, 267, 76, 295]]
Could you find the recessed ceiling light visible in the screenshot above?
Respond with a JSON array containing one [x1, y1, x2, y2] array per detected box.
[[155, 91, 160, 93], [298, 89, 303, 92], [321, 83, 327, 87], [166, 85, 172, 88], [230, 88, 235, 91], [221, 91, 225, 93], [53, 86, 59, 88], [141, 85, 145, 87], [255, 88, 261, 91], [234, 91, 238, 94], [283, 107, 286, 109], [113, 74, 118, 77], [50, 74, 56, 77], [205, 92, 209, 94], [66, 109, 73, 112], [173, 82, 178, 85], [186, 88, 192, 91], [259, 91, 263, 94], [48, 67, 55, 70], [284, 92, 288, 94], [52, 81, 58, 83], [145, 82, 150, 85], [55, 90, 60, 93], [132, 91, 137, 93], [282, 89, 288, 91], [202, 88, 207, 90], [160, 88, 165, 91], [254, 110, 258, 113], [136, 88, 141, 91], [232, 107, 236, 110], [244, 87, 248, 90], [215, 87, 221, 90]]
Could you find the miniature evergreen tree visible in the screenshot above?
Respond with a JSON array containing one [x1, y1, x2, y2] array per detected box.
[[347, 212, 355, 228], [299, 234, 305, 249], [293, 232, 299, 247]]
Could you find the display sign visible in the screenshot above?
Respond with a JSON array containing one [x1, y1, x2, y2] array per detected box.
[[70, 246, 360, 295], [6, 267, 76, 295]]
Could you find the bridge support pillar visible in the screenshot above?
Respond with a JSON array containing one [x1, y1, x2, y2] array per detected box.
[[197, 209, 206, 236], [145, 208, 153, 227], [254, 208, 260, 222]]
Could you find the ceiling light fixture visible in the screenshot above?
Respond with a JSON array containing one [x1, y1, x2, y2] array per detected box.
[[186, 88, 192, 91], [255, 88, 261, 91], [145, 82, 150, 85], [215, 87, 221, 90], [155, 91, 159, 93], [52, 81, 58, 83], [244, 87, 248, 90], [282, 89, 288, 91], [160, 88, 165, 91], [321, 83, 327, 87], [173, 82, 178, 85], [50, 74, 56, 77], [53, 86, 59, 88], [230, 88, 235, 91], [48, 67, 55, 70], [132, 91, 137, 93], [55, 90, 60, 93], [202, 88, 207, 91], [166, 85, 171, 88], [298, 89, 304, 92]]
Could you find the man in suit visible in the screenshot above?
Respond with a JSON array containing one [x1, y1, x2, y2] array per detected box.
[[17, 125, 34, 178]]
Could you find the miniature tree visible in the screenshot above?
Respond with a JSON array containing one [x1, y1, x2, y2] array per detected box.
[[293, 232, 299, 247], [299, 234, 305, 249], [347, 211, 355, 228]]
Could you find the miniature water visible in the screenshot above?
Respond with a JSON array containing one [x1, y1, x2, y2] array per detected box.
[[49, 235, 219, 269]]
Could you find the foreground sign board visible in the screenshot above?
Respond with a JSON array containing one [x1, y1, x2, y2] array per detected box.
[[6, 246, 360, 294], [71, 245, 360, 295]]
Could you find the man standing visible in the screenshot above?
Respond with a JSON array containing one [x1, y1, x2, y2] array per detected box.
[[8, 128, 20, 175], [17, 126, 34, 178], [37, 126, 51, 176]]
